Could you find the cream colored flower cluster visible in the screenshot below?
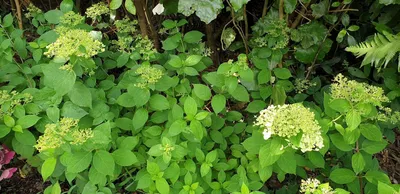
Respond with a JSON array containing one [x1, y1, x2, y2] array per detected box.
[[24, 3, 42, 18], [255, 104, 324, 152], [300, 178, 334, 194], [331, 73, 389, 106], [0, 91, 32, 118], [60, 11, 85, 26], [134, 36, 157, 61], [295, 79, 317, 93], [35, 118, 94, 152], [134, 65, 164, 88], [85, 2, 110, 21], [115, 18, 139, 34], [44, 29, 105, 59]]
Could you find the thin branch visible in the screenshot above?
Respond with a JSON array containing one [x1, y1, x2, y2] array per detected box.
[[279, 0, 284, 20], [243, 4, 249, 41], [227, 1, 249, 56], [14, 0, 23, 30], [262, 0, 269, 17], [291, 2, 311, 29], [329, 8, 358, 13]]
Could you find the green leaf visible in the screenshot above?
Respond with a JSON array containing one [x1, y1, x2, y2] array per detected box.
[[259, 166, 273, 182], [211, 94, 226, 114], [16, 115, 40, 129], [128, 85, 150, 107], [365, 170, 391, 185], [112, 149, 138, 166], [273, 68, 292, 79], [44, 10, 64, 24], [132, 108, 148, 131], [2, 13, 13, 27], [68, 82, 92, 108], [246, 100, 266, 113], [231, 85, 249, 102], [258, 69, 271, 84], [378, 181, 397, 194], [200, 163, 210, 177], [329, 168, 356, 184], [329, 99, 351, 113], [330, 133, 353, 151], [277, 152, 296, 174], [64, 151, 92, 173], [230, 0, 250, 11], [184, 96, 198, 116], [185, 55, 203, 66], [307, 151, 325, 168], [42, 63, 76, 96], [190, 120, 204, 140], [362, 140, 387, 154], [117, 93, 135, 108], [259, 139, 283, 167], [184, 67, 199, 76], [0, 125, 11, 138], [272, 85, 286, 105], [51, 182, 61, 194], [93, 150, 115, 176], [168, 55, 183, 68], [346, 110, 361, 130], [352, 152, 365, 174], [110, 0, 123, 10], [184, 31, 204, 43], [311, 0, 329, 18], [156, 178, 170, 194], [117, 52, 130, 67], [60, 0, 74, 13], [149, 94, 170, 111], [284, 0, 297, 14], [193, 84, 212, 101], [169, 119, 187, 136], [4, 115, 15, 127], [360, 124, 383, 141], [41, 157, 57, 181], [125, 0, 136, 14]]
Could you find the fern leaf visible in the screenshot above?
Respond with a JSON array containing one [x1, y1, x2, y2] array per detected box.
[[346, 31, 400, 70]]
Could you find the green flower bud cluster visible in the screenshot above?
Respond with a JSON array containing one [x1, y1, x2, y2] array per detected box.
[[45, 29, 105, 59], [60, 11, 85, 27], [134, 65, 164, 88], [255, 104, 324, 152], [0, 90, 32, 118], [115, 18, 139, 34], [331, 74, 389, 106], [295, 79, 317, 93], [24, 3, 42, 18], [251, 19, 290, 49], [376, 107, 400, 124], [85, 2, 110, 21], [300, 178, 334, 194], [134, 36, 157, 61], [35, 118, 94, 152]]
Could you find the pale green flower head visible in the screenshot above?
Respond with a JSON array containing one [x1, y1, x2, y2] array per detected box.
[[115, 18, 139, 34], [0, 90, 32, 118], [86, 2, 110, 21], [60, 11, 85, 27], [134, 65, 164, 88], [295, 79, 317, 93], [35, 118, 94, 152], [25, 3, 42, 18], [300, 178, 334, 194], [45, 29, 105, 59], [255, 104, 324, 152], [133, 36, 157, 61], [331, 73, 389, 106]]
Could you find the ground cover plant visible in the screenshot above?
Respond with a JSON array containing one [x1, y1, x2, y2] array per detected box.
[[1, 0, 400, 193]]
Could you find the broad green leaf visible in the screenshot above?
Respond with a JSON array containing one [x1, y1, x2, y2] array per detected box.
[[231, 85, 249, 102], [362, 140, 387, 154], [184, 96, 198, 116], [346, 110, 361, 130], [193, 84, 211, 101], [60, 0, 74, 13], [112, 149, 138, 166], [132, 108, 148, 131], [329, 168, 356, 184], [156, 178, 170, 194], [4, 115, 15, 127], [378, 181, 397, 194], [259, 139, 283, 167], [230, 0, 249, 11], [41, 157, 57, 181], [82, 182, 97, 194], [0, 125, 11, 138], [46, 107, 60, 122], [149, 94, 170, 111], [169, 119, 187, 136], [365, 170, 391, 185], [2, 13, 13, 27], [273, 68, 292, 79], [128, 85, 150, 107], [307, 151, 325, 168], [190, 120, 203, 140], [352, 152, 365, 174], [272, 85, 286, 105], [211, 94, 226, 114], [245, 100, 266, 113], [110, 0, 123, 10], [44, 10, 64, 24], [185, 55, 203, 66], [329, 99, 351, 113], [284, 0, 297, 14], [360, 124, 383, 141], [16, 115, 40, 129], [68, 82, 92, 108], [125, 0, 136, 14], [183, 31, 204, 43], [258, 69, 271, 84], [52, 182, 61, 194], [64, 151, 92, 173], [259, 166, 273, 182], [117, 93, 135, 108], [93, 150, 115, 176], [42, 63, 76, 96], [277, 152, 296, 174], [330, 133, 353, 151]]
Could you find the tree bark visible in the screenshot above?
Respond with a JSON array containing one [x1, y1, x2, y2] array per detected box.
[[134, 0, 149, 37], [205, 22, 219, 65]]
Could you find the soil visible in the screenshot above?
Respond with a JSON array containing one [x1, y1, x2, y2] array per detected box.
[[377, 130, 400, 184]]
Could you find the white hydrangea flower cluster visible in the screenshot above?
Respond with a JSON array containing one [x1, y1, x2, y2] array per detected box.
[[300, 178, 334, 194], [86, 2, 110, 21], [255, 104, 324, 152]]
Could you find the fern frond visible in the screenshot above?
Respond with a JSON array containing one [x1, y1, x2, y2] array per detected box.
[[346, 31, 400, 70]]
